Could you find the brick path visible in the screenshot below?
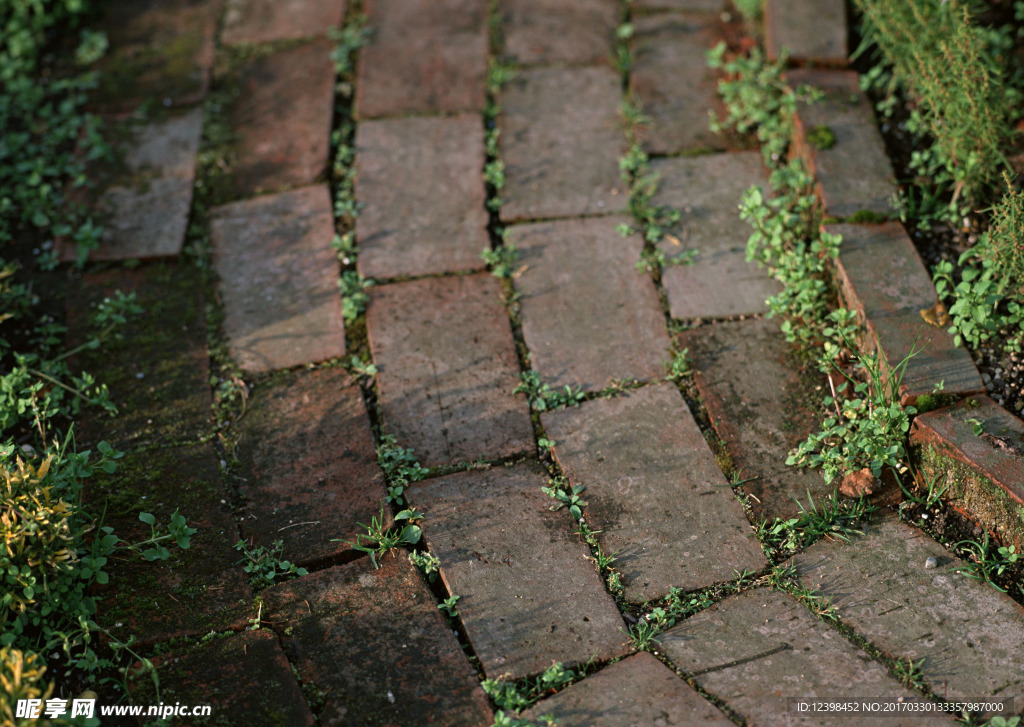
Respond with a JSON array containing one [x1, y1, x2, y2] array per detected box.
[[67, 0, 1024, 724]]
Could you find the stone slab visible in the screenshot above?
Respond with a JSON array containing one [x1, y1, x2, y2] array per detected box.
[[68, 263, 212, 451], [366, 274, 534, 467], [63, 109, 202, 262], [236, 368, 389, 566], [91, 445, 253, 646], [408, 463, 629, 680], [228, 40, 335, 197], [222, 0, 347, 45], [356, 0, 488, 118], [827, 222, 985, 404], [789, 69, 897, 219], [355, 114, 488, 279], [650, 152, 781, 318], [542, 383, 766, 603], [630, 13, 726, 155], [262, 557, 493, 726], [500, 66, 627, 222], [679, 318, 833, 521], [93, 0, 220, 112], [765, 0, 847, 63], [660, 589, 950, 725], [128, 630, 315, 726], [911, 396, 1024, 552], [521, 652, 734, 726], [509, 217, 671, 390], [500, 0, 619, 67], [793, 515, 1024, 709], [211, 185, 345, 373]]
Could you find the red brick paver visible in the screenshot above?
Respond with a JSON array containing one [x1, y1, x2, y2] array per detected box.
[[228, 40, 336, 197], [355, 114, 488, 279], [262, 558, 493, 726], [222, 0, 347, 46], [356, 0, 488, 118], [509, 217, 671, 390], [522, 652, 734, 726], [366, 274, 534, 467], [500, 0, 619, 67], [764, 0, 847, 64], [500, 67, 627, 221], [543, 384, 766, 603], [211, 185, 345, 373], [409, 463, 629, 681], [236, 368, 389, 566]]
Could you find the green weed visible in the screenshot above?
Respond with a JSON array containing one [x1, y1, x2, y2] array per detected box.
[[953, 534, 1020, 592], [438, 595, 460, 618], [336, 507, 423, 569], [481, 242, 519, 278], [376, 434, 428, 506], [234, 538, 308, 590], [514, 371, 585, 412], [408, 550, 441, 582], [338, 270, 372, 325]]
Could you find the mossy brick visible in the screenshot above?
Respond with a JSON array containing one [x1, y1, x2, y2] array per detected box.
[[660, 589, 951, 726], [92, 0, 220, 113], [650, 152, 781, 318], [355, 114, 488, 280], [630, 13, 727, 155], [788, 69, 896, 219], [61, 109, 202, 262], [261, 557, 493, 726], [521, 652, 733, 727], [67, 263, 212, 451], [542, 384, 766, 603], [679, 318, 832, 520], [211, 185, 345, 374], [222, 0, 347, 46], [366, 274, 533, 467], [826, 222, 984, 404], [499, 0, 619, 67], [235, 368, 388, 566], [408, 463, 629, 680], [508, 217, 670, 390], [90, 445, 252, 646], [226, 40, 335, 197], [911, 396, 1024, 552], [500, 66, 627, 222], [355, 0, 488, 118], [764, 0, 847, 64], [793, 515, 1024, 712], [127, 630, 314, 727]]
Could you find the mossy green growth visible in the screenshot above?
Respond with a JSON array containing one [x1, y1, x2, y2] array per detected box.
[[806, 124, 836, 150], [846, 209, 887, 224]]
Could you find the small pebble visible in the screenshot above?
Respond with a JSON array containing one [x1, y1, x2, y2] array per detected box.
[[925, 556, 938, 569]]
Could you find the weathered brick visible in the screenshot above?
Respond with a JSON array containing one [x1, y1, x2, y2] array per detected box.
[[93, 0, 220, 112], [764, 0, 847, 63], [222, 0, 346, 45], [262, 558, 493, 726], [500, 0, 619, 67], [522, 652, 734, 726], [793, 516, 1024, 711], [509, 217, 671, 390], [630, 13, 726, 155], [228, 40, 335, 197], [366, 274, 534, 467], [911, 396, 1024, 552], [355, 114, 488, 279], [679, 318, 833, 521], [63, 109, 202, 262], [542, 384, 766, 603], [236, 368, 389, 566], [356, 0, 487, 118], [827, 222, 984, 403], [660, 589, 951, 725], [128, 630, 314, 726], [650, 152, 780, 318], [634, 0, 722, 10], [789, 69, 897, 219], [68, 263, 212, 451], [92, 445, 252, 646], [500, 67, 627, 221], [211, 185, 345, 373], [408, 464, 629, 680]]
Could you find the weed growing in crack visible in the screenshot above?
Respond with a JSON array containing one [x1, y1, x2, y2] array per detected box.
[[764, 563, 839, 622], [408, 550, 441, 583], [376, 434, 428, 506], [542, 476, 586, 520], [757, 490, 875, 559], [328, 14, 371, 77], [336, 507, 423, 569], [483, 662, 576, 719], [953, 534, 1020, 592], [514, 372, 585, 412], [481, 241, 519, 278], [234, 538, 308, 590], [891, 655, 927, 690], [543, 476, 623, 595], [438, 594, 460, 618], [338, 270, 372, 325], [665, 348, 692, 383]]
